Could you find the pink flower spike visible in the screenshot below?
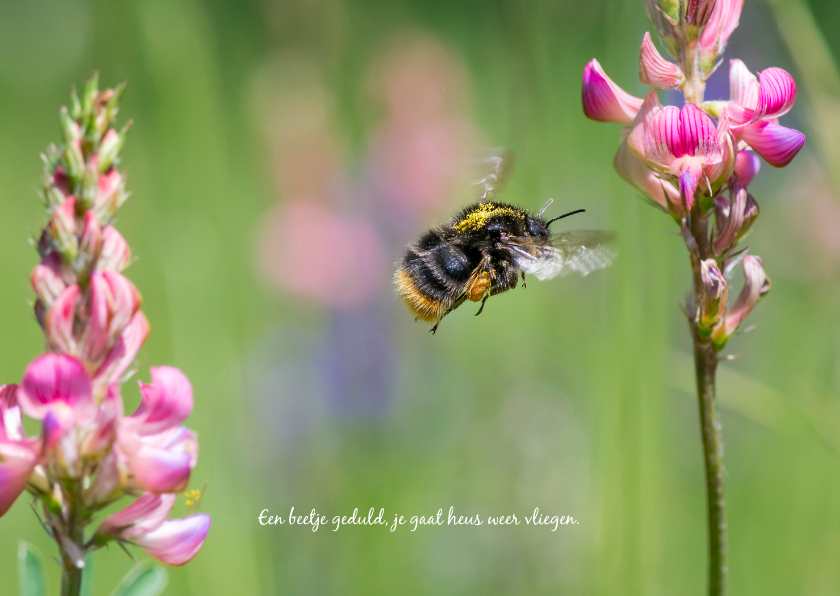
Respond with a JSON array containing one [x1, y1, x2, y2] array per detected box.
[[734, 150, 761, 186], [738, 120, 805, 167], [699, 0, 744, 54], [752, 68, 797, 123], [97, 492, 177, 539], [44, 284, 78, 354], [639, 32, 684, 89], [131, 513, 211, 566], [31, 252, 66, 309], [97, 226, 132, 273], [94, 311, 151, 387], [18, 354, 92, 421], [127, 367, 194, 436], [0, 440, 39, 517], [582, 59, 645, 123], [0, 385, 24, 442], [123, 426, 198, 493]]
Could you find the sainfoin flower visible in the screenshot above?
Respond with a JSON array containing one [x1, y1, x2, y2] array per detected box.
[[0, 74, 209, 579]]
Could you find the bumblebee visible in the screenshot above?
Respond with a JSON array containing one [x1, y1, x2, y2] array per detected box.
[[395, 151, 616, 333]]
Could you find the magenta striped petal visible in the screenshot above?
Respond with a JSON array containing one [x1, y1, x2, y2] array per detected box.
[[97, 492, 177, 539], [644, 105, 683, 166], [18, 354, 92, 421], [738, 120, 805, 167], [126, 367, 194, 436], [132, 514, 211, 566], [751, 68, 796, 123], [680, 103, 722, 162], [734, 150, 761, 186], [639, 32, 684, 88], [705, 111, 734, 185], [582, 59, 644, 123], [729, 59, 758, 110]]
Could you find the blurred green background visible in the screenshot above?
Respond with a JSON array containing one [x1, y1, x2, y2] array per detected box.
[[2, 0, 840, 594]]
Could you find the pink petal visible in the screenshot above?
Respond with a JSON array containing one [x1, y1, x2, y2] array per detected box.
[[132, 514, 211, 566], [127, 367, 194, 436], [728, 59, 759, 113], [738, 120, 805, 167], [84, 448, 125, 504], [713, 183, 748, 253], [103, 271, 141, 340], [49, 196, 77, 251], [0, 385, 24, 442], [627, 90, 663, 159], [124, 427, 198, 493], [751, 67, 797, 123], [734, 150, 761, 186], [18, 354, 92, 421], [97, 492, 177, 539], [97, 226, 132, 273], [613, 138, 681, 213], [639, 32, 684, 88], [644, 104, 684, 166], [0, 441, 38, 517], [723, 254, 770, 334], [582, 59, 644, 123], [82, 384, 124, 455], [96, 169, 123, 216], [679, 103, 722, 162], [42, 405, 74, 453], [699, 0, 744, 52], [686, 0, 716, 26], [30, 252, 66, 309], [44, 284, 78, 354], [94, 311, 151, 387]]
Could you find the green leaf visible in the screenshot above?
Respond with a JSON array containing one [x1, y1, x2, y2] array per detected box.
[[18, 541, 47, 596], [109, 561, 168, 596]]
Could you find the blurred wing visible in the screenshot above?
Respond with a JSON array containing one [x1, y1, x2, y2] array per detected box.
[[471, 149, 515, 202], [504, 230, 617, 281]]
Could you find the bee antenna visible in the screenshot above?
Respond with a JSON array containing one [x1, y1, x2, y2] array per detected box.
[[537, 198, 554, 217], [545, 208, 586, 227]]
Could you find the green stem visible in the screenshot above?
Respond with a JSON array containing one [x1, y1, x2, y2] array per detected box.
[[61, 562, 83, 596], [692, 330, 726, 596]]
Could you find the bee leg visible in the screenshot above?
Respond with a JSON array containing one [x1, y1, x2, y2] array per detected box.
[[521, 271, 527, 289], [474, 294, 489, 316], [429, 322, 439, 335]]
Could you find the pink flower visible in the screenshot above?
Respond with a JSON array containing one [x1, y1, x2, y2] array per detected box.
[[131, 513, 211, 566], [582, 59, 645, 123], [639, 32, 684, 89], [82, 272, 142, 363], [628, 92, 722, 210], [614, 134, 681, 214], [699, 0, 745, 62], [44, 285, 79, 354], [30, 252, 66, 309], [49, 196, 78, 259], [713, 254, 770, 347], [700, 259, 727, 328], [119, 367, 197, 493], [728, 60, 805, 167], [79, 211, 102, 260], [93, 311, 150, 389], [17, 354, 93, 423]]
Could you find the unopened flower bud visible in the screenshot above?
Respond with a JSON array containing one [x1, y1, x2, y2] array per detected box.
[[60, 107, 82, 144], [713, 184, 751, 254], [79, 155, 100, 212], [64, 138, 85, 183], [31, 252, 67, 308], [48, 196, 78, 262], [712, 254, 770, 348], [699, 259, 727, 330], [44, 285, 79, 353], [98, 122, 130, 173], [699, 0, 745, 76], [734, 150, 760, 187], [97, 226, 132, 273], [736, 193, 759, 241], [93, 169, 126, 221], [639, 32, 685, 88]]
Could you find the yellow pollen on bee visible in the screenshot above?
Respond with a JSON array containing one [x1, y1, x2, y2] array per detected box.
[[454, 203, 524, 232]]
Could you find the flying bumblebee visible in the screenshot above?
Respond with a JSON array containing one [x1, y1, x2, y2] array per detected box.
[[395, 151, 616, 333]]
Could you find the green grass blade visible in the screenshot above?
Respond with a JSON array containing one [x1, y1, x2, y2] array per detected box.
[[18, 541, 46, 596], [109, 561, 169, 596]]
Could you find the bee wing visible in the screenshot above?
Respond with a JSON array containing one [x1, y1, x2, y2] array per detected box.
[[471, 149, 515, 202], [503, 230, 617, 281]]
